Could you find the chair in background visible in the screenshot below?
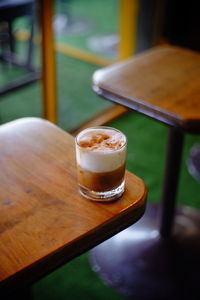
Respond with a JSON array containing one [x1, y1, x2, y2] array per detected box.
[[0, 0, 39, 95]]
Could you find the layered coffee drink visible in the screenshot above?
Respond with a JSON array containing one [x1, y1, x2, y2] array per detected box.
[[75, 126, 127, 201]]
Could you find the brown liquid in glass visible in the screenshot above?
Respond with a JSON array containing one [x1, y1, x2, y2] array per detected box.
[[77, 163, 126, 192]]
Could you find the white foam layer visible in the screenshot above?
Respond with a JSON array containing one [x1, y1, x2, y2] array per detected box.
[[76, 127, 127, 173], [76, 146, 126, 173]]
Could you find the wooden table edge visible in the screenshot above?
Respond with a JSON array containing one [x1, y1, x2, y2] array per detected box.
[[0, 191, 147, 293], [93, 84, 200, 134]]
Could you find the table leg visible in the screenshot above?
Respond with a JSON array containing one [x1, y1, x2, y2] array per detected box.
[[118, 0, 139, 60], [90, 127, 200, 300], [39, 0, 57, 124], [160, 127, 184, 238]]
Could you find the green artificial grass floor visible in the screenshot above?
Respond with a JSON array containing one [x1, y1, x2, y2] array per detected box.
[[0, 51, 113, 131], [14, 0, 119, 60], [54, 0, 119, 59]]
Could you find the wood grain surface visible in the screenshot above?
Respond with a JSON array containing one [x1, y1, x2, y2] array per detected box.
[[93, 46, 200, 133], [0, 118, 146, 292]]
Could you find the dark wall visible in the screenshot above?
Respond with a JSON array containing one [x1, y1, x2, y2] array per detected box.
[[163, 0, 200, 51], [136, 0, 164, 53]]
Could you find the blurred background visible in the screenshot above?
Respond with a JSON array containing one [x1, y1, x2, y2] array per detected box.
[[0, 0, 199, 299]]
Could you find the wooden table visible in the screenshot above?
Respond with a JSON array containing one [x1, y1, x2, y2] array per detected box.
[[0, 117, 146, 294], [91, 46, 200, 300]]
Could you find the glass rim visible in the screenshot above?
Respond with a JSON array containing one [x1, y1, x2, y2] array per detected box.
[[75, 126, 127, 152]]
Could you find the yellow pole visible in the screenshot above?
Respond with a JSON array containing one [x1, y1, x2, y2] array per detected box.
[[118, 0, 139, 60], [39, 0, 57, 123]]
